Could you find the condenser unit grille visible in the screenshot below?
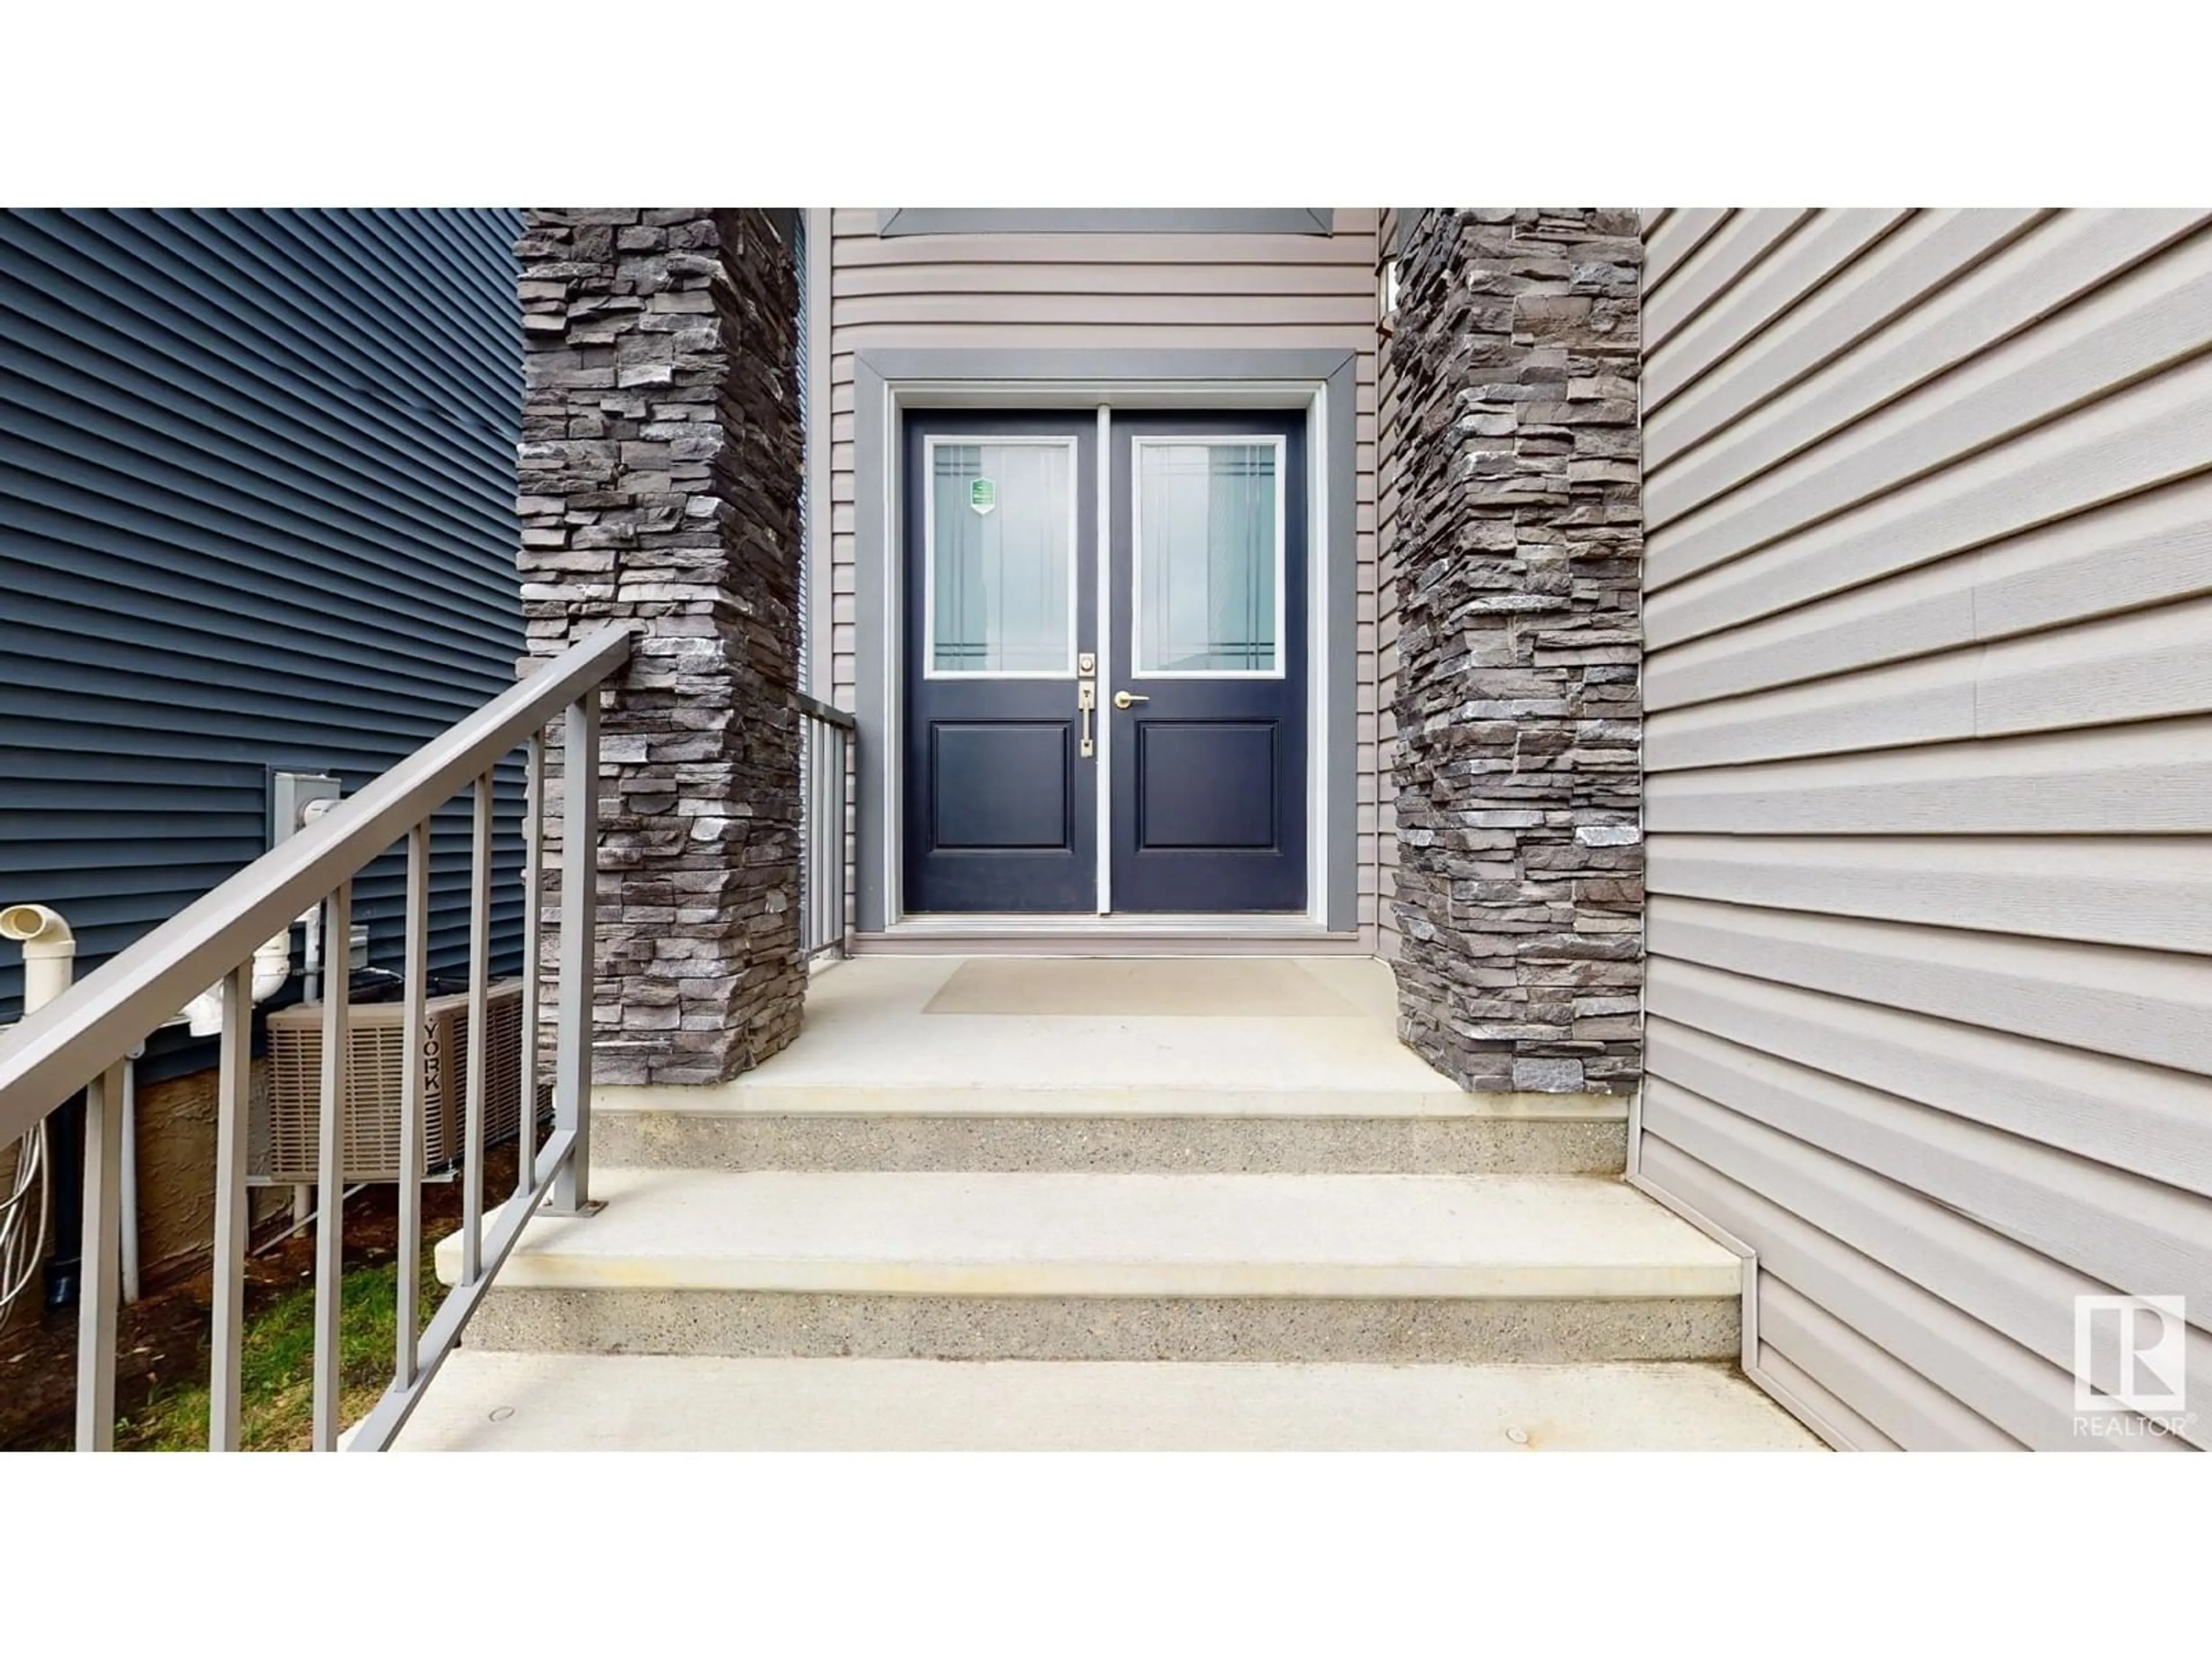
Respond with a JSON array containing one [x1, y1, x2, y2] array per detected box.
[[258, 980, 543, 1184]]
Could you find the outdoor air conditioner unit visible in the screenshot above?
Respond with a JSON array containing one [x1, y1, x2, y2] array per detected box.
[[255, 979, 544, 1184]]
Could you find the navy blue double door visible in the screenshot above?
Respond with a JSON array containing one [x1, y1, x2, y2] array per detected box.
[[904, 410, 1308, 915]]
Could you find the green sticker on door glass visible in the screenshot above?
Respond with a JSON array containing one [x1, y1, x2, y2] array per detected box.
[[968, 478, 997, 516]]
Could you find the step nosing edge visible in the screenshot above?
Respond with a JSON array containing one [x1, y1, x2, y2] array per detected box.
[[467, 1260, 1744, 1297], [594, 1097, 1629, 1122]]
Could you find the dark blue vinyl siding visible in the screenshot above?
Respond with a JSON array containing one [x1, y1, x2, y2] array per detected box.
[[0, 209, 528, 1067]]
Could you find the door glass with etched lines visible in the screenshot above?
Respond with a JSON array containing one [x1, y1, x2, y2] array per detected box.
[[929, 441, 1074, 675], [1135, 441, 1279, 675]]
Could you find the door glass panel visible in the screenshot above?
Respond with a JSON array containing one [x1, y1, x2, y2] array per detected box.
[[1135, 442, 1278, 675], [929, 441, 1074, 675]]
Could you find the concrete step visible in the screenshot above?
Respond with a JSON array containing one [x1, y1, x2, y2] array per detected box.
[[441, 1168, 1743, 1364], [391, 1352, 1821, 1452], [591, 1089, 1628, 1176]]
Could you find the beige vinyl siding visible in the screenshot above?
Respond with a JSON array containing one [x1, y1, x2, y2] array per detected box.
[[1639, 207, 2212, 1451], [825, 210, 1385, 943], [1374, 210, 1405, 959]]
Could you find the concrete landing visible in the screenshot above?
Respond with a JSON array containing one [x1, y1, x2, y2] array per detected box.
[[592, 956, 1555, 1115], [392, 1352, 1824, 1452], [586, 956, 1627, 1172]]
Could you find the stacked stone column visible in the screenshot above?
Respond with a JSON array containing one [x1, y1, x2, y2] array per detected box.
[[514, 209, 805, 1086], [1388, 210, 1644, 1097]]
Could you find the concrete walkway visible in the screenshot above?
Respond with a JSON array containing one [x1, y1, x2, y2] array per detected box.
[[393, 1352, 1824, 1452]]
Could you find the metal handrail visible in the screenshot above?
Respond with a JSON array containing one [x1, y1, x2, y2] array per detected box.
[[0, 624, 631, 1137], [0, 622, 632, 1452], [795, 688, 856, 732]]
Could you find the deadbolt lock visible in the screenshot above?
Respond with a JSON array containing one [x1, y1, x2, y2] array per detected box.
[[1078, 652, 1096, 675]]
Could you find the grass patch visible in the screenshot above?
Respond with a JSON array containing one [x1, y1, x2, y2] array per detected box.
[[116, 1251, 444, 1453]]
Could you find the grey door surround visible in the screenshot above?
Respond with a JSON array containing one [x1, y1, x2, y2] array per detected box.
[[850, 348, 1359, 937]]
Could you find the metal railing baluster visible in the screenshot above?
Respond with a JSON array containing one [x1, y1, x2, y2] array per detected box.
[[815, 722, 825, 951], [462, 773, 492, 1284], [819, 725, 827, 950], [841, 728, 851, 948], [832, 727, 843, 947], [209, 961, 252, 1450], [75, 1060, 124, 1452], [396, 820, 430, 1387], [518, 731, 545, 1196], [798, 714, 813, 953], [552, 692, 599, 1215], [311, 881, 350, 1452], [807, 721, 821, 951]]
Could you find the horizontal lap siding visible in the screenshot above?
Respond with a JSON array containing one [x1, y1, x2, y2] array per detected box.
[[1639, 207, 2212, 1450], [0, 209, 527, 1058], [826, 210, 1384, 942]]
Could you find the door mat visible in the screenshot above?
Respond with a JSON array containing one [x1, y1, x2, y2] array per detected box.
[[921, 958, 1360, 1018]]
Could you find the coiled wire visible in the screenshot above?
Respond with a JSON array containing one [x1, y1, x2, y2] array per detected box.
[[0, 1122, 48, 1328]]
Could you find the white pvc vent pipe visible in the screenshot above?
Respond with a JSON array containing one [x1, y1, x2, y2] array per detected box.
[[0, 903, 76, 1008], [0, 906, 74, 1321], [182, 932, 290, 1037]]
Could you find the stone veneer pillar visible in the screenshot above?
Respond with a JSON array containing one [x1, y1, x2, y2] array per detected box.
[[513, 209, 805, 1086], [1388, 210, 1645, 1096]]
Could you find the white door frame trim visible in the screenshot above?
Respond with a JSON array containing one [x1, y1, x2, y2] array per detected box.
[[917, 433, 1082, 683], [1127, 433, 1291, 682]]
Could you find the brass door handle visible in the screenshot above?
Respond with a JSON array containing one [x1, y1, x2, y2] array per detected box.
[[1112, 691, 1149, 709]]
